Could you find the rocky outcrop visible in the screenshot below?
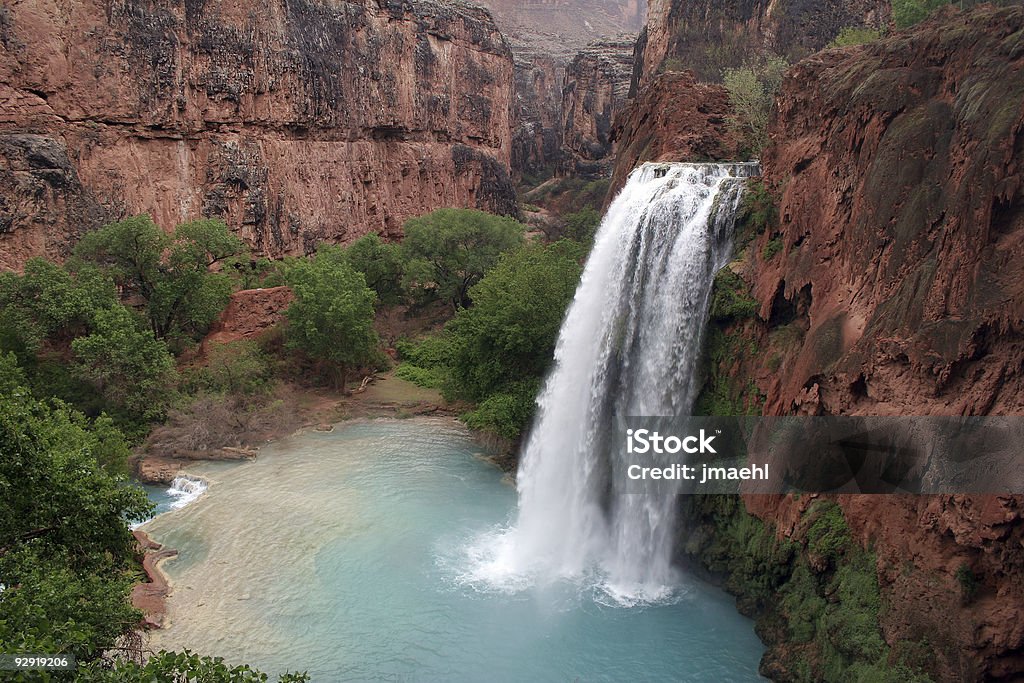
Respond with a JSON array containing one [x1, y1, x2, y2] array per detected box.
[[131, 529, 178, 629], [203, 286, 294, 347], [0, 0, 517, 270], [608, 71, 740, 198], [609, 0, 890, 200], [757, 5, 1024, 420], [694, 6, 1024, 680], [560, 38, 636, 179], [636, 0, 892, 87]]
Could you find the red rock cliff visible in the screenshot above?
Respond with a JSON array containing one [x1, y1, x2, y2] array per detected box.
[[0, 0, 517, 270], [735, 6, 1024, 680], [636, 0, 891, 87]]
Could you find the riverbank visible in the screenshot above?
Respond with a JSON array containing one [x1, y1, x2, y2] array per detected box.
[[130, 373, 459, 626], [134, 373, 457, 485]]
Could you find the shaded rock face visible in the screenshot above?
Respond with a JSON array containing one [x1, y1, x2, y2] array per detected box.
[[0, 0, 516, 270], [476, 0, 643, 182], [636, 0, 892, 87], [729, 7, 1024, 679], [560, 38, 636, 179], [607, 71, 740, 198], [510, 54, 564, 180], [758, 6, 1024, 420], [477, 0, 645, 58]]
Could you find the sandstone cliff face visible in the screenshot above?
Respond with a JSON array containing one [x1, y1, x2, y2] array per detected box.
[[477, 0, 645, 58], [607, 71, 740, 198], [609, 0, 891, 200], [475, 0, 643, 182], [636, 0, 892, 86], [560, 38, 636, 179], [725, 7, 1024, 679], [0, 0, 517, 270]]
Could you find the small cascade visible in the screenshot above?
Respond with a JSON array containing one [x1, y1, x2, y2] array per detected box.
[[167, 475, 209, 509], [464, 162, 758, 603]]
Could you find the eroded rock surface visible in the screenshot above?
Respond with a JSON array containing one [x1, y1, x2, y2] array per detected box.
[[738, 7, 1024, 679], [0, 0, 517, 269]]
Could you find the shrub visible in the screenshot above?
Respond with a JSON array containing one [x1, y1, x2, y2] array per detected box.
[[723, 57, 788, 156], [829, 26, 884, 47], [709, 269, 759, 322], [187, 341, 275, 396], [762, 236, 784, 260]]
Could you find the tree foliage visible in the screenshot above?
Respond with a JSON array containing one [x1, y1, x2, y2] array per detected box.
[[723, 57, 788, 157], [0, 363, 152, 661], [344, 233, 405, 306], [0, 258, 118, 359], [74, 216, 245, 343], [77, 650, 309, 682], [400, 241, 584, 439], [285, 248, 379, 390], [71, 305, 178, 427], [401, 209, 525, 309]]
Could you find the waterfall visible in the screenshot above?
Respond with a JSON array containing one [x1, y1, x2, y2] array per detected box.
[[463, 162, 758, 603]]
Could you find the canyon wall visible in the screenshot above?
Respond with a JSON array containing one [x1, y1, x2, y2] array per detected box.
[[477, 0, 643, 182], [559, 38, 636, 179], [636, 0, 892, 87], [696, 6, 1023, 680], [0, 0, 517, 270]]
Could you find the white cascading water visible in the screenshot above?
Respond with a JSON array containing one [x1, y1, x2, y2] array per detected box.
[[463, 162, 758, 603], [167, 474, 209, 509]]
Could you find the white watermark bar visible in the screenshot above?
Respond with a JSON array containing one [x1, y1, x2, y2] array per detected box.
[[0, 655, 76, 671], [616, 417, 1024, 494]]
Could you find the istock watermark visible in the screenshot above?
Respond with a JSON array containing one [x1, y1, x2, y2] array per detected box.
[[615, 416, 1024, 495]]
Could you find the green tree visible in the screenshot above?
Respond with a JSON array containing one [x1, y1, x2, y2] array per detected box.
[[401, 209, 525, 309], [71, 305, 178, 428], [285, 249, 379, 391], [0, 259, 118, 359], [344, 233, 405, 306], [74, 216, 245, 343], [0, 366, 152, 662], [723, 57, 788, 157], [562, 208, 602, 249], [443, 241, 584, 437]]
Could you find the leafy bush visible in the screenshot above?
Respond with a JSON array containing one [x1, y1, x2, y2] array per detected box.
[[762, 236, 784, 260], [829, 26, 884, 47], [892, 0, 950, 27], [724, 57, 788, 156], [285, 247, 379, 391], [461, 380, 541, 441], [187, 341, 276, 396], [401, 208, 526, 309], [709, 269, 759, 322], [78, 650, 309, 682]]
